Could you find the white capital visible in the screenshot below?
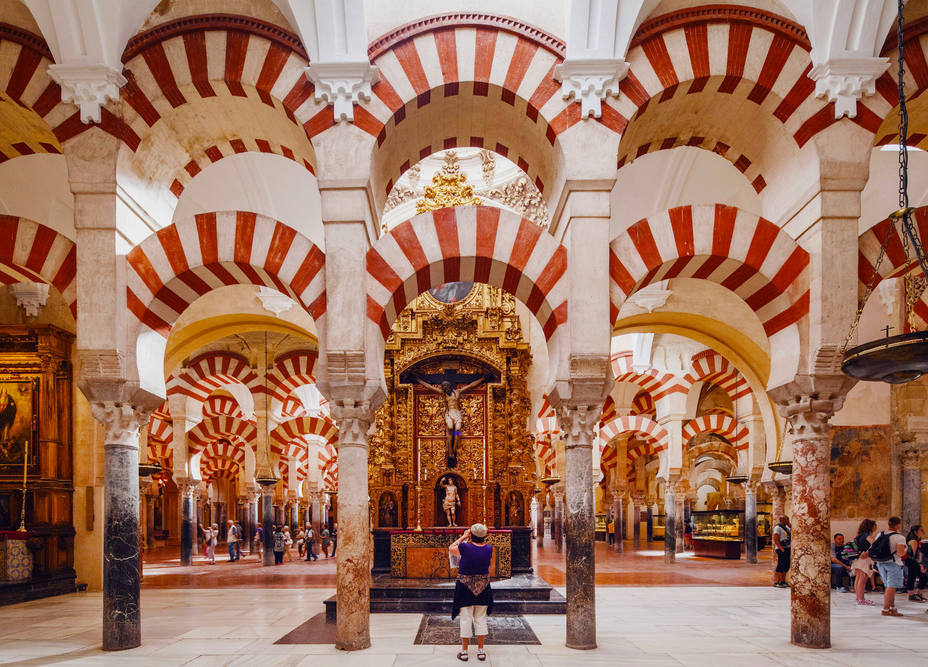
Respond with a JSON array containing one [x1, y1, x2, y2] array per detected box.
[[553, 58, 629, 119], [305, 61, 379, 123], [48, 63, 126, 124], [8, 282, 50, 318], [809, 57, 889, 119]]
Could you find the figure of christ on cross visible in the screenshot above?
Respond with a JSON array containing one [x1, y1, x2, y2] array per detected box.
[[415, 373, 488, 468]]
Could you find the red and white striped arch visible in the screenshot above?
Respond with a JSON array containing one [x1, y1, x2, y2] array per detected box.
[[367, 206, 567, 340], [187, 415, 257, 455], [203, 394, 246, 419], [321, 457, 337, 490], [0, 216, 77, 317], [858, 207, 928, 328], [682, 414, 749, 451], [0, 25, 73, 161], [270, 416, 338, 451], [599, 415, 669, 453], [688, 440, 739, 468], [203, 457, 241, 483], [610, 204, 810, 338], [607, 7, 885, 155], [872, 22, 928, 148], [611, 351, 687, 400], [167, 351, 262, 404], [599, 396, 616, 426], [199, 439, 246, 466], [268, 350, 319, 409], [600, 440, 619, 471], [148, 413, 173, 445], [127, 211, 325, 337], [631, 390, 656, 417], [627, 437, 656, 462], [147, 442, 173, 467], [684, 349, 752, 401]]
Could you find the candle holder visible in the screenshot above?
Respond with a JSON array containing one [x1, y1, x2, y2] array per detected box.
[[18, 439, 29, 532]]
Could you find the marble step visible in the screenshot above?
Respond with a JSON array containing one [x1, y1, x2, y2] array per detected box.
[[323, 590, 567, 621]]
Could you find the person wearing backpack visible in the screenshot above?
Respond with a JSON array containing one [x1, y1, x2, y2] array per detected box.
[[849, 519, 877, 605], [772, 516, 791, 588], [871, 516, 907, 616]]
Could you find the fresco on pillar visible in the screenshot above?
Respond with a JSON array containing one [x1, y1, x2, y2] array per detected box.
[[367, 282, 537, 532], [830, 426, 891, 519]]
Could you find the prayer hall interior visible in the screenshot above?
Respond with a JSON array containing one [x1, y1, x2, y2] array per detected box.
[[3, 0, 928, 663]]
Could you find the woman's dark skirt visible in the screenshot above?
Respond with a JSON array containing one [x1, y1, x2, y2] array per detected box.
[[451, 580, 494, 619]]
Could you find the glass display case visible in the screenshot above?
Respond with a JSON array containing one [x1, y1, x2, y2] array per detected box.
[[757, 511, 771, 549], [691, 510, 742, 559], [595, 513, 607, 541], [652, 513, 665, 540]]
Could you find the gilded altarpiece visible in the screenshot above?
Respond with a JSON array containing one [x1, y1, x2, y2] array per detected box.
[[368, 284, 536, 530]]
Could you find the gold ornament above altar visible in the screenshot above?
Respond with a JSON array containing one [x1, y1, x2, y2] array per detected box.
[[415, 151, 481, 213]]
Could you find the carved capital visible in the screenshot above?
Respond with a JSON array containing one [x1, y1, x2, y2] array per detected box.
[[48, 63, 126, 124], [331, 398, 374, 448], [902, 448, 922, 471], [177, 478, 201, 498], [8, 282, 49, 318], [553, 58, 629, 119], [558, 404, 598, 449], [743, 480, 759, 495], [90, 401, 149, 448], [778, 395, 839, 439], [305, 61, 379, 123], [809, 57, 889, 119]]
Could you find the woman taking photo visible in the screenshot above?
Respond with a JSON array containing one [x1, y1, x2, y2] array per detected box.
[[449, 524, 493, 662]]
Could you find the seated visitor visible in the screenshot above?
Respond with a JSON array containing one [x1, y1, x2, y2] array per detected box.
[[830, 533, 852, 591], [449, 524, 493, 662]]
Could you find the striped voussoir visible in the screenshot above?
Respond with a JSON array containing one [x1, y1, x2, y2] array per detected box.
[[610, 204, 810, 337], [618, 136, 767, 194], [271, 439, 309, 462], [166, 351, 262, 404], [608, 7, 885, 150], [268, 350, 318, 402], [0, 215, 77, 316], [534, 433, 557, 473], [187, 415, 257, 455], [684, 349, 752, 401], [627, 438, 656, 462], [599, 396, 616, 426], [872, 25, 928, 147], [600, 441, 619, 470], [687, 440, 738, 467], [599, 415, 669, 453], [0, 25, 73, 160], [147, 441, 173, 464], [202, 457, 241, 482], [367, 206, 567, 340], [270, 416, 338, 452], [148, 414, 173, 446], [199, 439, 246, 466], [611, 351, 687, 400], [203, 394, 246, 419], [631, 390, 656, 417], [682, 414, 749, 450], [168, 137, 315, 199], [858, 207, 928, 327], [60, 18, 328, 160], [127, 211, 325, 336]]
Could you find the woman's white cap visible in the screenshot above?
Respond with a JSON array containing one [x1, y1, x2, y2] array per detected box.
[[470, 523, 488, 538]]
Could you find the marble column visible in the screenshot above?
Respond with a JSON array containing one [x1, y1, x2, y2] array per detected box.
[[92, 402, 147, 651], [744, 482, 758, 564], [535, 492, 545, 546], [331, 402, 374, 651], [646, 503, 653, 543], [779, 395, 840, 649], [766, 482, 786, 575], [664, 485, 677, 563], [560, 405, 598, 650], [261, 485, 275, 566], [311, 493, 322, 558], [632, 495, 642, 549], [612, 493, 623, 553], [553, 491, 564, 554], [902, 448, 922, 531], [179, 481, 195, 566], [675, 494, 685, 553], [247, 495, 257, 555]]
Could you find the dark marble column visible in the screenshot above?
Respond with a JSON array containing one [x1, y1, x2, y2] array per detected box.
[[646, 503, 653, 543], [613, 494, 623, 553], [179, 482, 195, 566], [744, 482, 758, 564], [664, 485, 677, 563], [93, 402, 147, 651], [675, 494, 685, 553], [562, 406, 597, 650], [535, 492, 545, 546], [290, 500, 299, 535], [632, 495, 642, 549], [261, 486, 275, 566], [776, 394, 841, 649], [553, 491, 564, 554], [902, 448, 922, 532], [331, 402, 374, 651]]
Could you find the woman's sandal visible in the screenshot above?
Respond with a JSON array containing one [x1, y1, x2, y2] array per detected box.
[[457, 651, 469, 661], [477, 649, 486, 661]]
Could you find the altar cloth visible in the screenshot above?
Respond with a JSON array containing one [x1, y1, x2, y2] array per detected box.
[[388, 528, 511, 578]]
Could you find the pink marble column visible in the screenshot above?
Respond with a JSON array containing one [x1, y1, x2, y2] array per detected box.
[[613, 493, 623, 553], [780, 395, 839, 649]]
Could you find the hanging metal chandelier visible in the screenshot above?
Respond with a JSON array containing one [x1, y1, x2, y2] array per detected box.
[[842, 0, 928, 384]]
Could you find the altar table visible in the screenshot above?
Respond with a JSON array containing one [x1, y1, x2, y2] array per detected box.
[[384, 528, 512, 578], [0, 531, 32, 583]]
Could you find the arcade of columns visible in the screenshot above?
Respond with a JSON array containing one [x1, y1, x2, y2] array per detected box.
[[4, 0, 928, 656]]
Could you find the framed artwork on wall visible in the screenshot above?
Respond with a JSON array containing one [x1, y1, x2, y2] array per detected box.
[[0, 378, 38, 469]]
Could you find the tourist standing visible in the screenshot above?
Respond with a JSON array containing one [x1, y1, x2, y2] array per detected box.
[[872, 516, 907, 616], [255, 524, 263, 556], [227, 519, 239, 562], [450, 524, 493, 662], [321, 526, 331, 558], [772, 516, 790, 588], [331, 522, 338, 557], [850, 519, 877, 605], [904, 525, 927, 602], [296, 527, 306, 559], [283, 525, 294, 562], [204, 523, 218, 565], [235, 522, 244, 560], [607, 518, 615, 546], [304, 523, 317, 561], [272, 525, 285, 565]]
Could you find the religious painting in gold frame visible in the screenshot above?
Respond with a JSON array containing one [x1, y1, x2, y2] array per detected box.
[[0, 378, 37, 468]]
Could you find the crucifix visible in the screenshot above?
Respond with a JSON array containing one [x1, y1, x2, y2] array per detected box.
[[882, 324, 894, 338], [414, 371, 489, 468]]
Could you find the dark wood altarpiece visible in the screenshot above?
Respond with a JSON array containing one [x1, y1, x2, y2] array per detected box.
[[0, 325, 75, 602]]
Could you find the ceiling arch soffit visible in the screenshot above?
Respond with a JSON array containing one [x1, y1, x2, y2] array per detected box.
[[0, 215, 76, 316]]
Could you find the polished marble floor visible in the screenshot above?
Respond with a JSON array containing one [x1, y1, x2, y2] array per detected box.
[[2, 584, 928, 665]]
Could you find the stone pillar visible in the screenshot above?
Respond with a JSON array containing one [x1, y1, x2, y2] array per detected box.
[[902, 448, 922, 531], [311, 493, 322, 557], [646, 501, 653, 543], [560, 405, 598, 650], [91, 402, 149, 651], [664, 484, 677, 563], [612, 493, 623, 553], [247, 494, 258, 555], [553, 491, 564, 554], [744, 482, 758, 564], [775, 393, 843, 649], [675, 494, 685, 553], [260, 484, 275, 566], [765, 481, 786, 573], [179, 480, 195, 566], [535, 491, 545, 546], [632, 495, 643, 549]]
